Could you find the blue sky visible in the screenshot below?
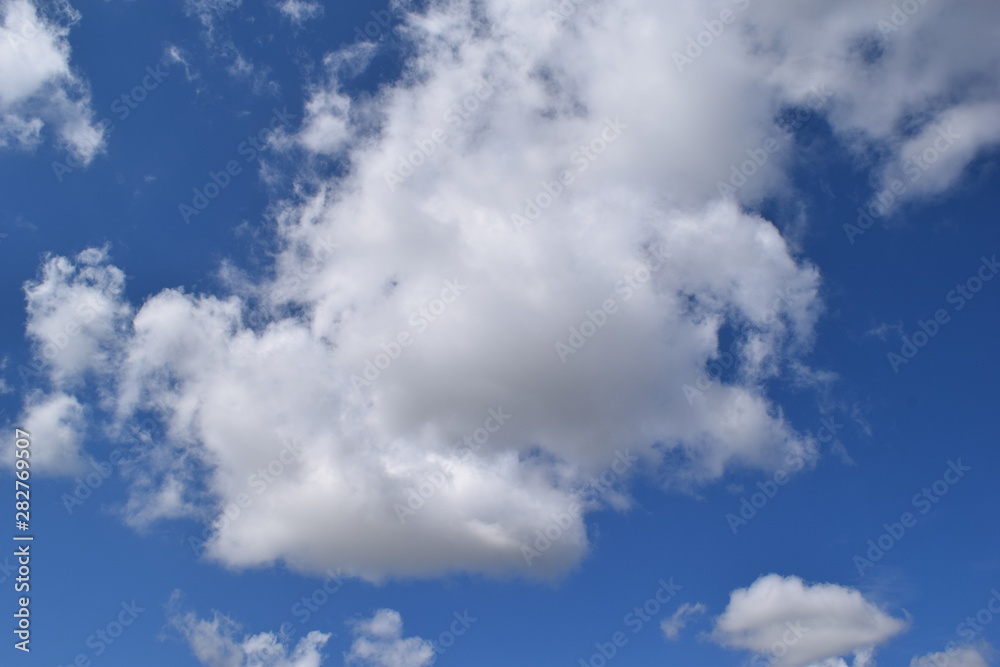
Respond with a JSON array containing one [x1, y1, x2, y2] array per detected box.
[[1, 0, 999, 666]]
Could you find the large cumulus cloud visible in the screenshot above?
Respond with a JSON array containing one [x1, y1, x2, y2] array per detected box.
[[14, 0, 1000, 581]]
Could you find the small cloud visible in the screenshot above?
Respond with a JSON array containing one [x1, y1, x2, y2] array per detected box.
[[711, 574, 907, 667], [910, 643, 994, 667], [662, 602, 707, 640], [17, 392, 87, 476], [163, 44, 198, 81], [183, 0, 241, 40], [789, 361, 838, 389], [346, 609, 434, 667], [12, 215, 35, 232], [864, 321, 904, 342], [829, 440, 856, 466], [166, 591, 331, 667], [277, 0, 322, 25]]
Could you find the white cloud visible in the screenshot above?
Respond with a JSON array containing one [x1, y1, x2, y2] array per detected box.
[[876, 103, 1000, 211], [0, 356, 11, 395], [17, 0, 1000, 582], [182, 0, 275, 94], [712, 574, 908, 667], [168, 594, 330, 667], [11, 247, 131, 475], [662, 602, 707, 640], [296, 85, 351, 155], [864, 322, 904, 343], [164, 44, 197, 82], [277, 0, 321, 25], [0, 0, 105, 162], [23, 246, 130, 388], [119, 470, 200, 530], [18, 391, 86, 475], [183, 0, 241, 37], [346, 609, 434, 667], [0, 111, 42, 148], [911, 644, 994, 667]]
